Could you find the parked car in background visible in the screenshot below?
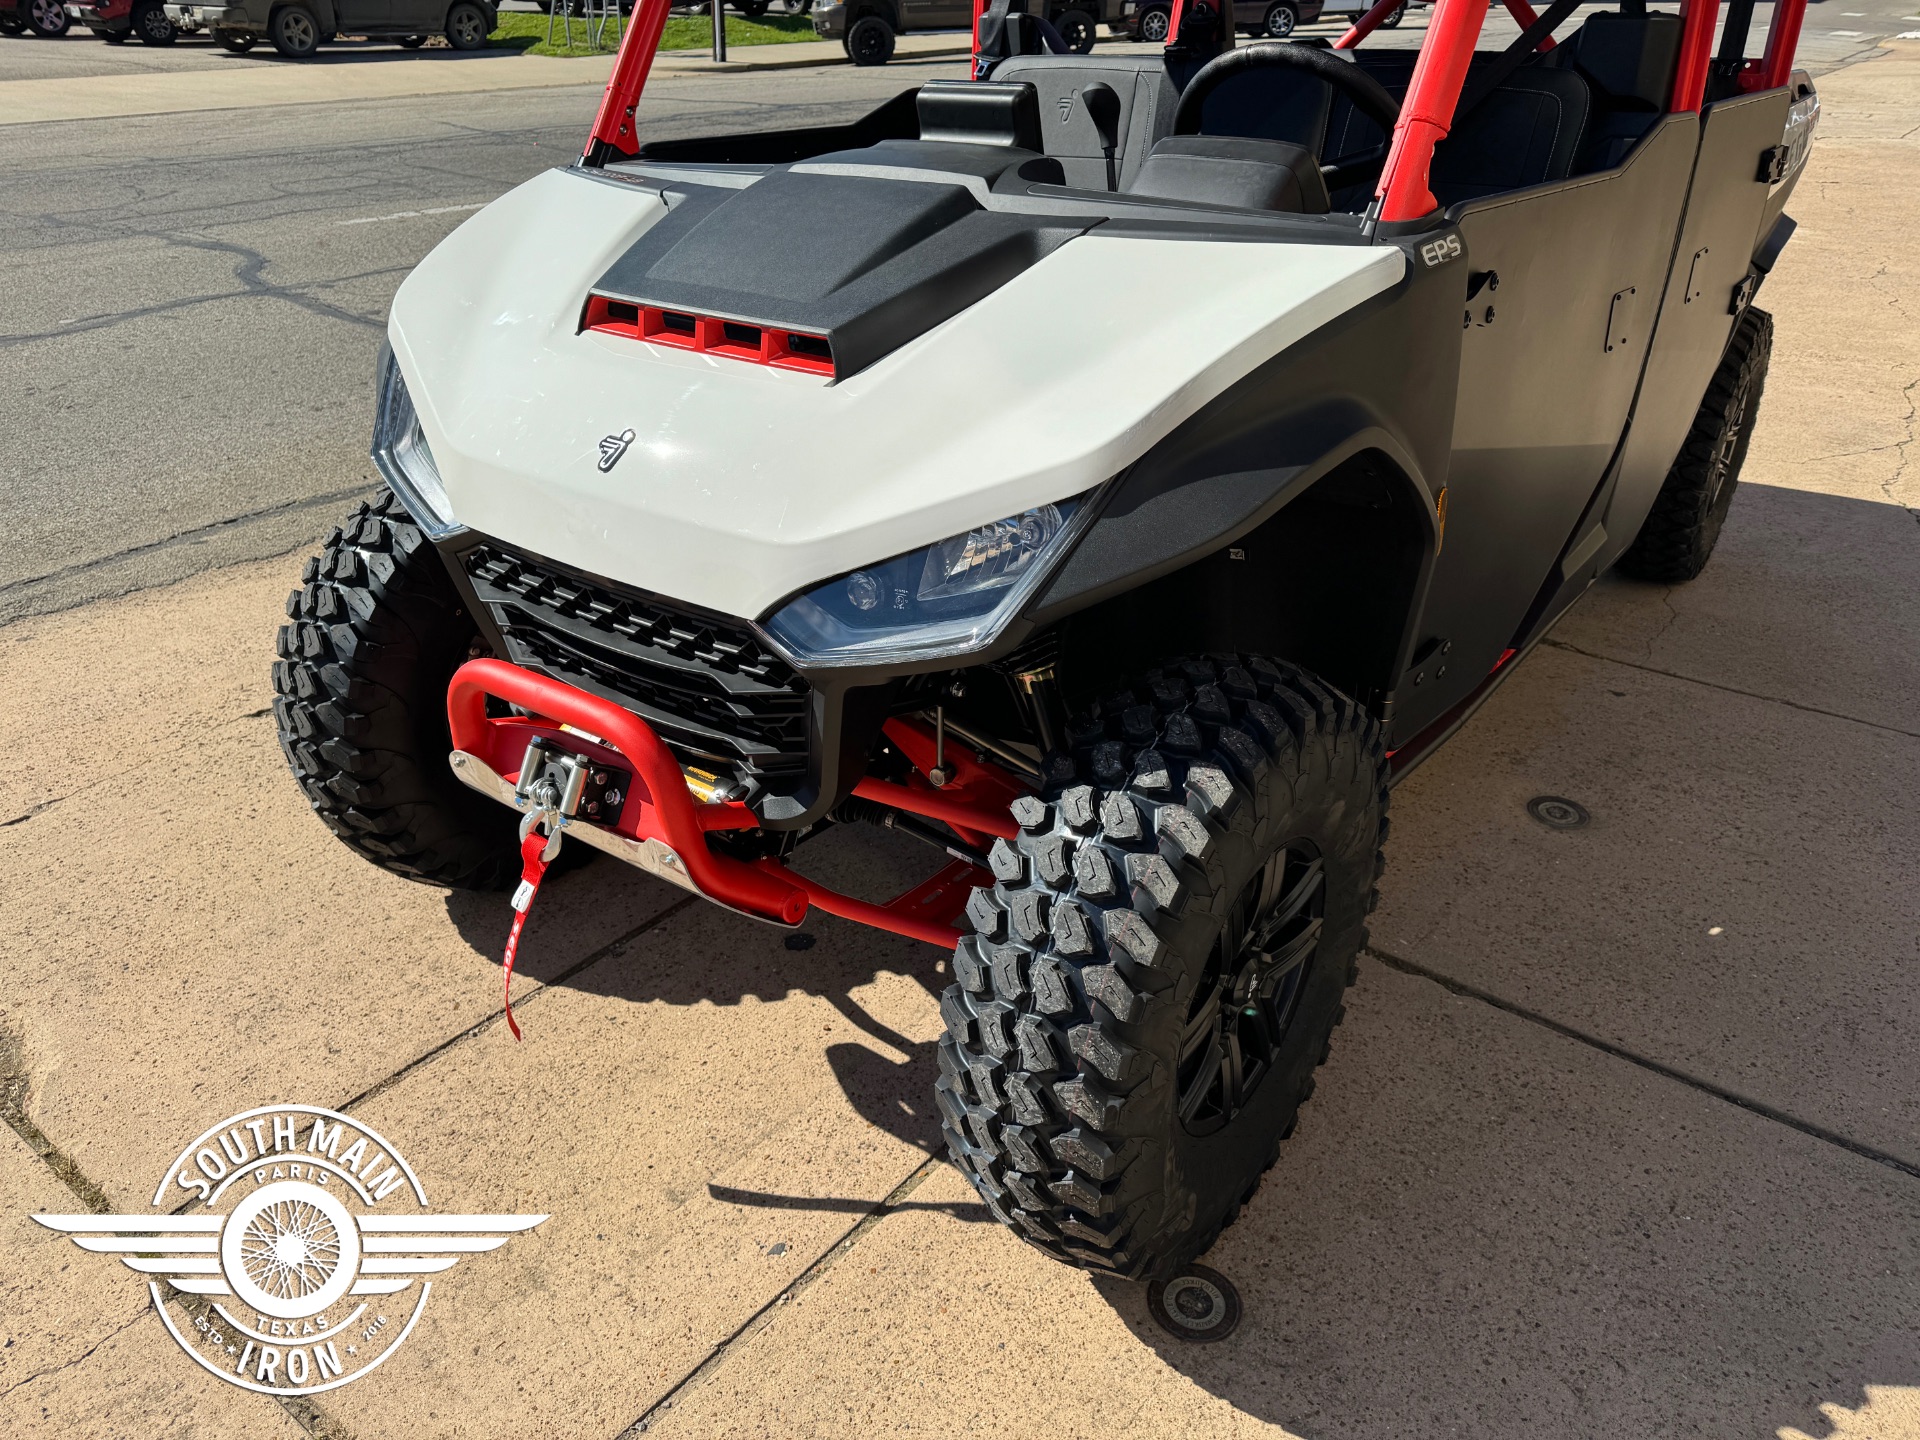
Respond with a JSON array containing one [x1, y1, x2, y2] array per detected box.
[[814, 0, 1119, 65], [67, 0, 180, 43], [0, 0, 71, 34], [1320, 0, 1422, 27], [1124, 0, 1324, 42], [164, 0, 492, 53]]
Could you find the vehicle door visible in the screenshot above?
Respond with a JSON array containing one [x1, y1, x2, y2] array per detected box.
[[381, 0, 436, 30], [1598, 86, 1793, 568], [1391, 112, 1698, 738], [903, 0, 964, 31], [329, 0, 389, 32]]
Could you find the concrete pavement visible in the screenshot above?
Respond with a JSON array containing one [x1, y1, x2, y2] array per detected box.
[[2, 35, 1917, 1440]]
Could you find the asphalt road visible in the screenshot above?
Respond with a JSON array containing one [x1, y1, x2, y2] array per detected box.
[[0, 60, 964, 623], [1, 1, 1911, 625]]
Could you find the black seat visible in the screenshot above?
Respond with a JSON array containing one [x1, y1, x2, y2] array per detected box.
[[1323, 52, 1593, 208], [1430, 66, 1592, 203], [1124, 134, 1331, 213]]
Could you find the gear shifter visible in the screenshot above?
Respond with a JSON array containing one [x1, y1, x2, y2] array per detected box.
[[1080, 81, 1121, 191]]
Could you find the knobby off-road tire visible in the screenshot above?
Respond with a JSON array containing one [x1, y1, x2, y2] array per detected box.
[[273, 490, 521, 890], [938, 655, 1388, 1279], [1618, 305, 1773, 583]]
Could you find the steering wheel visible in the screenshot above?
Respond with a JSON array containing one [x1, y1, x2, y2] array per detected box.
[[1172, 43, 1402, 192]]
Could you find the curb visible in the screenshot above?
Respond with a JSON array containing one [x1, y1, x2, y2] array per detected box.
[[648, 40, 971, 73]]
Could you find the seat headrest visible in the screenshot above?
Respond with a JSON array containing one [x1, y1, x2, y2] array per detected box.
[[916, 81, 1044, 150], [1125, 134, 1331, 214]]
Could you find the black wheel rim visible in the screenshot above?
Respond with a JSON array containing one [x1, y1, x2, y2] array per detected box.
[[1176, 840, 1324, 1137], [1705, 385, 1750, 515], [852, 23, 883, 58]]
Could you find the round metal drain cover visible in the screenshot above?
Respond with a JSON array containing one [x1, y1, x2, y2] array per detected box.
[[1526, 795, 1590, 831], [1147, 1264, 1243, 1343]]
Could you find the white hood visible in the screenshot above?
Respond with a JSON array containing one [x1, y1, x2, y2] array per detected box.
[[388, 165, 1405, 621]]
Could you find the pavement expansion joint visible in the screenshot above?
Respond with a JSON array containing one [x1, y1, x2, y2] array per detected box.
[[330, 893, 698, 1118], [1538, 637, 1920, 740], [1364, 946, 1920, 1183], [617, 1150, 948, 1437]]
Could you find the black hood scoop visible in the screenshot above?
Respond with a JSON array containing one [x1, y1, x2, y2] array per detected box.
[[591, 141, 1096, 380]]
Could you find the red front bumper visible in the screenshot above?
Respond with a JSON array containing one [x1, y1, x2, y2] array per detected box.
[[446, 658, 1023, 947]]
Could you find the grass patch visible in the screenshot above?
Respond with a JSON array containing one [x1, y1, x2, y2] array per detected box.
[[489, 9, 822, 55]]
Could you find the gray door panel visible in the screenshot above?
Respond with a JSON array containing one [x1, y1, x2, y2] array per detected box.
[[1394, 116, 1696, 736], [1600, 88, 1792, 566]]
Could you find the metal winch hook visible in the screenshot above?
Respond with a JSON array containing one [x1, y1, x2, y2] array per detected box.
[[517, 779, 567, 862]]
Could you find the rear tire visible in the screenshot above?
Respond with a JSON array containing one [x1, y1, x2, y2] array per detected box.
[[1617, 306, 1773, 583], [272, 490, 522, 891], [1053, 5, 1094, 50], [131, 1, 176, 42], [843, 12, 891, 62], [937, 655, 1387, 1279], [268, 3, 319, 53], [444, 0, 488, 46]]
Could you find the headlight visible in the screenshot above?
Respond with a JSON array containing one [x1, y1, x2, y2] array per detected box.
[[372, 349, 462, 539], [761, 492, 1097, 667]]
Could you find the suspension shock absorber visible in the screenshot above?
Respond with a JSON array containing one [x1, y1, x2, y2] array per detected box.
[[996, 631, 1065, 757]]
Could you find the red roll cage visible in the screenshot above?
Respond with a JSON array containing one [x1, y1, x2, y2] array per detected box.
[[584, 0, 1807, 222]]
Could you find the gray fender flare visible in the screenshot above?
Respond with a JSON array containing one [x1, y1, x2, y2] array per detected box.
[[1031, 397, 1442, 626]]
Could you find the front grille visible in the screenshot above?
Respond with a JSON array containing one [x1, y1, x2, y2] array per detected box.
[[462, 544, 810, 779]]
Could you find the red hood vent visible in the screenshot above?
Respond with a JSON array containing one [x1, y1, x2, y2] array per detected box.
[[582, 295, 835, 378]]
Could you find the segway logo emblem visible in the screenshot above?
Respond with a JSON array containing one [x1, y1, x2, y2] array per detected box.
[[1059, 95, 1074, 122], [598, 428, 636, 472], [30, 1105, 546, 1396]]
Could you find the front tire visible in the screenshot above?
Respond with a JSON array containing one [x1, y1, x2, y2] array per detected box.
[[24, 0, 71, 34], [938, 655, 1387, 1279], [1261, 0, 1296, 35], [1617, 306, 1773, 583], [843, 12, 892, 62], [272, 491, 521, 890]]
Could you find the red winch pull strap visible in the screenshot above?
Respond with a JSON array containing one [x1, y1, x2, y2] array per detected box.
[[501, 827, 554, 1041]]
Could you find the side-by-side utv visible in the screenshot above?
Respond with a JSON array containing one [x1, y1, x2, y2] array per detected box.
[[273, 0, 1816, 1286]]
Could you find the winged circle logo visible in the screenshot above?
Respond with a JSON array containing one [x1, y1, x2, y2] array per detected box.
[[32, 1105, 545, 1396]]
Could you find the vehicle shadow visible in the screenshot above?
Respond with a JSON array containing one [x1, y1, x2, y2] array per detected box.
[[443, 482, 1920, 1439], [442, 818, 961, 1158]]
